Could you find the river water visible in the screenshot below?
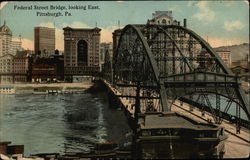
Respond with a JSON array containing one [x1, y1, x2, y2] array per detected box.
[[0, 90, 132, 156]]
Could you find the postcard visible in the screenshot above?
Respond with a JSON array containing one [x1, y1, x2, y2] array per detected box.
[[0, 1, 249, 159]]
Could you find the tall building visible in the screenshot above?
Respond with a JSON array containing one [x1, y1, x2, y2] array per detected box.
[[100, 42, 113, 71], [34, 27, 55, 57], [0, 51, 33, 84], [0, 21, 12, 57], [10, 40, 22, 55], [63, 26, 101, 82], [112, 29, 122, 61], [13, 51, 32, 82], [0, 54, 14, 84], [215, 49, 231, 67]]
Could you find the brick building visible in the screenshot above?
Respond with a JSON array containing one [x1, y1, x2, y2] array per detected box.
[[31, 64, 58, 82], [13, 51, 32, 82], [63, 26, 101, 82], [31, 55, 64, 83]]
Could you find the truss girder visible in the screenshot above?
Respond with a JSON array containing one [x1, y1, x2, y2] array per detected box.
[[112, 24, 249, 121], [114, 25, 168, 112]]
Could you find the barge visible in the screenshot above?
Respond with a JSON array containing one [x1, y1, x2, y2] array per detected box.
[[137, 112, 227, 159]]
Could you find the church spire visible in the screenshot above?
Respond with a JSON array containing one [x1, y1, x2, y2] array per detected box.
[[4, 20, 6, 25]]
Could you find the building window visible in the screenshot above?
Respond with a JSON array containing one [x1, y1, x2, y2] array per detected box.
[[162, 19, 167, 24], [77, 40, 88, 66]]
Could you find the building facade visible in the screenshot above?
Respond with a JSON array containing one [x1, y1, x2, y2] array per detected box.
[[30, 55, 64, 83], [149, 11, 180, 25], [215, 50, 231, 67], [0, 21, 12, 57], [34, 27, 55, 57], [10, 40, 22, 55], [100, 42, 113, 71], [0, 54, 14, 84], [31, 64, 58, 83], [63, 26, 101, 81], [0, 50, 34, 84], [231, 55, 249, 82], [13, 52, 32, 83], [231, 59, 250, 69], [112, 29, 122, 61]]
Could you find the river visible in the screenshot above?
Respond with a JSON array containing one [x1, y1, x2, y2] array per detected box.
[[0, 90, 132, 156]]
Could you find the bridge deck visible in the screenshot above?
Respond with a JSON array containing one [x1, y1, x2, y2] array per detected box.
[[104, 80, 249, 158], [104, 80, 135, 115], [171, 100, 250, 158]]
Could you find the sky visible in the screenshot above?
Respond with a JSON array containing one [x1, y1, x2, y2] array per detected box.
[[0, 0, 249, 51]]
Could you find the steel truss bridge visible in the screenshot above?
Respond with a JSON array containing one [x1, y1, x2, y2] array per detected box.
[[103, 24, 249, 129]]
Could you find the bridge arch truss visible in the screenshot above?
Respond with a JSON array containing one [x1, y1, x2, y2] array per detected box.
[[108, 24, 249, 123]]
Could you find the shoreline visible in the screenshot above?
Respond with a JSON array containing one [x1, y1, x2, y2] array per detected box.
[[0, 82, 94, 94]]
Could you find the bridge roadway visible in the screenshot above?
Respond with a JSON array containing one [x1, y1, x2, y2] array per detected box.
[[103, 80, 250, 158], [171, 101, 250, 158]]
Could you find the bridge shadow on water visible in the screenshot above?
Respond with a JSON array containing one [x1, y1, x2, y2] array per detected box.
[[63, 81, 132, 152]]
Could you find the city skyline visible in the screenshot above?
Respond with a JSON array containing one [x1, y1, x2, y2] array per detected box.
[[0, 1, 249, 51]]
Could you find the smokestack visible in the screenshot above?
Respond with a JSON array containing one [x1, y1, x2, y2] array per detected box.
[[184, 18, 187, 28]]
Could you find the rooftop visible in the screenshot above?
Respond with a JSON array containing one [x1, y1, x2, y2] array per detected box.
[[35, 27, 55, 30], [63, 26, 101, 31], [0, 21, 12, 34], [139, 112, 219, 130]]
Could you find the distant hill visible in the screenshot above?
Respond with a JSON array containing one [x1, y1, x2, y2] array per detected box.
[[213, 43, 249, 61]]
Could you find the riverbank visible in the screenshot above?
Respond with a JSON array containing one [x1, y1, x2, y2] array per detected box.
[[0, 82, 93, 94]]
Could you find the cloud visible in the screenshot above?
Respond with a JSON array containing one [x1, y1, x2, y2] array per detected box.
[[101, 26, 120, 43], [193, 1, 215, 23], [0, 2, 8, 10], [62, 21, 90, 28], [207, 37, 247, 48], [12, 37, 34, 50], [224, 20, 244, 31], [39, 22, 54, 28]]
